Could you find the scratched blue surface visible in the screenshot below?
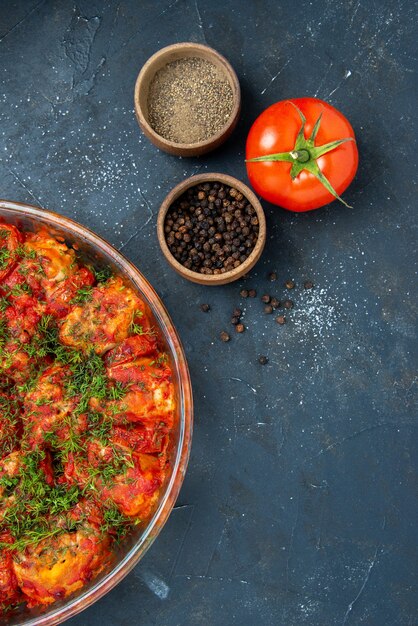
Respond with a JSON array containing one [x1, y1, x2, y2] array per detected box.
[[0, 1, 417, 624]]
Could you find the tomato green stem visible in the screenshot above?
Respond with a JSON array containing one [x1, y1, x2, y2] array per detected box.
[[290, 149, 310, 163], [246, 102, 356, 208]]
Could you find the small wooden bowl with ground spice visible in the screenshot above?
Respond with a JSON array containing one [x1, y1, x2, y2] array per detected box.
[[134, 42, 241, 157], [157, 173, 266, 285]]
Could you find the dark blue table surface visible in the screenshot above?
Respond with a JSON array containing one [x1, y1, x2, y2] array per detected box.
[[1, 1, 417, 624]]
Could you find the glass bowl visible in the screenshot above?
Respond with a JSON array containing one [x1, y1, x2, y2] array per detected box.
[[0, 200, 193, 626]]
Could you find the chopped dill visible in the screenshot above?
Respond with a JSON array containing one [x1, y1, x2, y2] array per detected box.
[[101, 504, 133, 541], [93, 266, 113, 284], [0, 246, 11, 270], [129, 321, 144, 335], [70, 285, 93, 305], [0, 295, 9, 312], [0, 450, 82, 551]]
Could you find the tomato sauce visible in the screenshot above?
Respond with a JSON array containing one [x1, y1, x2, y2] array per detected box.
[[0, 225, 175, 611]]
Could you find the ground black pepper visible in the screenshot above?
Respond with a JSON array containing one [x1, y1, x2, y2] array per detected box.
[[148, 57, 234, 144], [164, 183, 259, 275]]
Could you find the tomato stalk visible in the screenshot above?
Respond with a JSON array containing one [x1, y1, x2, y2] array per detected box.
[[246, 102, 355, 208]]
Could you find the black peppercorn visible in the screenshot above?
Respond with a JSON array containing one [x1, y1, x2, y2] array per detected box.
[[258, 355, 268, 365], [200, 303, 210, 312], [261, 294, 271, 303], [248, 289, 257, 298], [264, 305, 273, 314], [269, 272, 277, 281], [164, 182, 259, 275], [231, 316, 240, 325], [240, 289, 249, 298], [232, 308, 242, 318], [283, 299, 294, 309], [270, 298, 280, 309], [285, 280, 295, 289], [220, 331, 230, 342], [304, 281, 314, 289], [276, 315, 286, 325], [236, 323, 245, 333]]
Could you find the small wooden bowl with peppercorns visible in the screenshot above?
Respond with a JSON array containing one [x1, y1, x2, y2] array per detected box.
[[157, 173, 266, 285], [134, 42, 241, 157]]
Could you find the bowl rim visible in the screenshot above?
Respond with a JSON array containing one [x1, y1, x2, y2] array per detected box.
[[134, 41, 241, 151], [156, 173, 266, 285], [0, 199, 193, 626]]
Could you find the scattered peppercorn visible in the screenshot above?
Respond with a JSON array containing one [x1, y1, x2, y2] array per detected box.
[[200, 303, 210, 312], [231, 316, 240, 325], [268, 272, 277, 281], [164, 183, 259, 275], [261, 294, 271, 303], [264, 305, 273, 314], [304, 281, 314, 289], [240, 289, 249, 298], [258, 355, 268, 365], [270, 298, 280, 309], [285, 280, 295, 289], [276, 315, 286, 325], [232, 308, 242, 318], [283, 299, 294, 309], [236, 323, 245, 333], [248, 289, 257, 298], [220, 331, 230, 342]]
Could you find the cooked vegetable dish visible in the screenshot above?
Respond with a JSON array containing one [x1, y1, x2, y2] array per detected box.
[[0, 224, 175, 611]]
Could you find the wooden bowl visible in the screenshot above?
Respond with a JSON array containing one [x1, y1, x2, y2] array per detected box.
[[134, 42, 241, 157], [157, 173, 266, 285]]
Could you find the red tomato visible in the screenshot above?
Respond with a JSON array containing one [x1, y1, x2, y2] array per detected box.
[[0, 224, 23, 280], [245, 98, 358, 212]]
